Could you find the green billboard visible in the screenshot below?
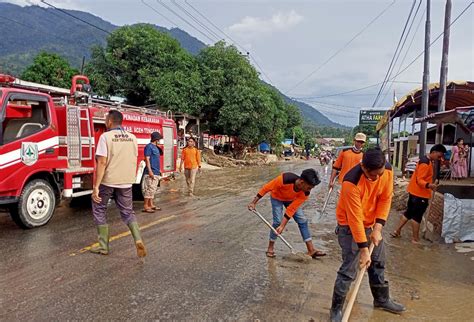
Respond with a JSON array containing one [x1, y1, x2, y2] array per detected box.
[[359, 110, 386, 125]]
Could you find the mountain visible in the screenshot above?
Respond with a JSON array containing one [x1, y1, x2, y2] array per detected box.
[[282, 96, 344, 128], [0, 3, 206, 74], [0, 2, 344, 128]]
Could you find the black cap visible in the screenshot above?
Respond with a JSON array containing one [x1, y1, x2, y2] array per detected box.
[[151, 132, 162, 142]]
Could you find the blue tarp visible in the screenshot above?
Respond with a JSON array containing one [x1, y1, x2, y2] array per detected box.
[[259, 142, 270, 152]]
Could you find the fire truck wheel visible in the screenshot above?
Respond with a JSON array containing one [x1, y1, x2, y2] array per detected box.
[[9, 179, 56, 229]]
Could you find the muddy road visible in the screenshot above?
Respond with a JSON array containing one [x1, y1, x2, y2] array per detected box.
[[1, 160, 473, 321]]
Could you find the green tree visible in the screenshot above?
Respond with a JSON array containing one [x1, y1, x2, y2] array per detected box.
[[21, 52, 79, 88], [86, 24, 202, 111]]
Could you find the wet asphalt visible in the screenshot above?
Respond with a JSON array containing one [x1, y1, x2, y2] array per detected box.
[[1, 160, 473, 321]]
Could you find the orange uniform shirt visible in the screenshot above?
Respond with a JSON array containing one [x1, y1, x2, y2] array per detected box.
[[407, 155, 433, 199], [332, 148, 363, 184], [336, 163, 394, 248], [257, 173, 309, 218], [181, 147, 201, 169]]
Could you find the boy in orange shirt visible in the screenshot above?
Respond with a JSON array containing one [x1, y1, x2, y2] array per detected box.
[[248, 169, 326, 258], [179, 137, 201, 196], [329, 132, 365, 189], [391, 144, 446, 243], [329, 148, 405, 322]]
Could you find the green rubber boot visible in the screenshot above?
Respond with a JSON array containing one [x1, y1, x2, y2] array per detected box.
[[128, 222, 147, 258], [90, 225, 109, 255]]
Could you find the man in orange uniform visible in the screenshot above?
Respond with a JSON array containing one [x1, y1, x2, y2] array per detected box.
[[329, 148, 405, 322], [179, 137, 201, 196], [329, 133, 366, 189], [248, 169, 326, 258], [391, 144, 446, 243]]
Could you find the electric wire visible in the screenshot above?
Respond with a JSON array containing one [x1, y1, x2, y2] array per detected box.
[[300, 2, 473, 101], [40, 0, 111, 35], [285, 0, 397, 95], [171, 0, 221, 42], [141, 0, 179, 27], [372, 0, 417, 107], [154, 0, 215, 43], [183, 0, 274, 84]]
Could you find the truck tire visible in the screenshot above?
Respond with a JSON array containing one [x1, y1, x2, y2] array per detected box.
[[9, 179, 56, 229]]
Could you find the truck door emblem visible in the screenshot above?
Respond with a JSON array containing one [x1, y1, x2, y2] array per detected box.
[[21, 142, 39, 166]]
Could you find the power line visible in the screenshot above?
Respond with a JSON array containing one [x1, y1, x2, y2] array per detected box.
[[183, 0, 274, 84], [379, 4, 426, 104], [40, 0, 111, 35], [171, 0, 221, 41], [286, 0, 397, 95], [141, 0, 179, 27], [372, 0, 417, 107], [302, 2, 473, 101], [154, 0, 215, 43]]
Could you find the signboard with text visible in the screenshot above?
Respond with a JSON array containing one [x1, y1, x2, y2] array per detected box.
[[359, 110, 386, 125]]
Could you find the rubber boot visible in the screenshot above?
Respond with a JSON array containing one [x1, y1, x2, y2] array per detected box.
[[370, 282, 406, 314], [90, 225, 109, 255], [329, 291, 345, 322], [128, 221, 147, 258]]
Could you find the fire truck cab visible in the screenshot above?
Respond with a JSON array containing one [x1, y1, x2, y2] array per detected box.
[[0, 74, 177, 229]]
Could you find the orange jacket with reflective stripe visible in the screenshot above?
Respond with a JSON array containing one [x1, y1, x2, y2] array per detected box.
[[332, 148, 363, 184], [407, 155, 433, 199], [257, 173, 309, 218], [336, 163, 394, 248]]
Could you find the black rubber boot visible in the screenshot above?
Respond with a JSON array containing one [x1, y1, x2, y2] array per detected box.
[[370, 282, 406, 314], [329, 292, 345, 322]]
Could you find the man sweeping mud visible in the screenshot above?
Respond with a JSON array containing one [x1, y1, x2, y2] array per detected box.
[[329, 148, 405, 322], [248, 169, 326, 259]]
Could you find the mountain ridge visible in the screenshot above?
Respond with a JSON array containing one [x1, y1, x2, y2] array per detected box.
[[0, 3, 345, 128]]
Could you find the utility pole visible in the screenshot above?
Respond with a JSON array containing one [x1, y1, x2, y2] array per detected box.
[[419, 0, 431, 156], [436, 0, 452, 144]]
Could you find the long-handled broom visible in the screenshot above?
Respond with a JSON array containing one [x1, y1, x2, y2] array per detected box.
[[341, 243, 375, 322], [250, 209, 308, 261]]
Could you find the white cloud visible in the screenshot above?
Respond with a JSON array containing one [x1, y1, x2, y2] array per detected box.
[[228, 10, 303, 38]]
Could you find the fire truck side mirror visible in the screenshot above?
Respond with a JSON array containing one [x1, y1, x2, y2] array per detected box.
[[5, 103, 32, 118]]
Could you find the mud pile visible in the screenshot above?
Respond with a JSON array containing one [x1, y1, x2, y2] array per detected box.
[[201, 148, 278, 168]]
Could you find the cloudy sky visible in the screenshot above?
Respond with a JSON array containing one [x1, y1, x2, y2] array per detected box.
[[3, 0, 474, 126]]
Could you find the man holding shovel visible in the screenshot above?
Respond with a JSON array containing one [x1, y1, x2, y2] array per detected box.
[[391, 144, 446, 243], [248, 169, 326, 259], [329, 148, 405, 322], [329, 133, 366, 189]]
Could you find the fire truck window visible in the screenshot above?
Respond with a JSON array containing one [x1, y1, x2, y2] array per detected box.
[[2, 100, 49, 145]]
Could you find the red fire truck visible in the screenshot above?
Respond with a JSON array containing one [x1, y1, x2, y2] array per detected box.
[[0, 74, 178, 228]]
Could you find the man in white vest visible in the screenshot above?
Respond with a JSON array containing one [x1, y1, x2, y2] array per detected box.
[[90, 110, 146, 258]]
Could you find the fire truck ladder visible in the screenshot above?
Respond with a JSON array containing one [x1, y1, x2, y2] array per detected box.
[[66, 105, 93, 168]]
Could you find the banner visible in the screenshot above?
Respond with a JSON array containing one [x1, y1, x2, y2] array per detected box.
[[359, 110, 386, 125]]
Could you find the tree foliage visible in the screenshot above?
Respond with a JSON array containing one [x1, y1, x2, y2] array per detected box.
[[21, 52, 79, 88], [84, 25, 303, 147]]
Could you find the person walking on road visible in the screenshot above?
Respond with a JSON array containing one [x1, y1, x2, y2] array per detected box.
[[90, 110, 146, 258], [329, 148, 405, 322], [142, 131, 162, 213], [329, 133, 366, 190], [179, 137, 201, 196], [248, 169, 326, 259], [391, 144, 446, 243]]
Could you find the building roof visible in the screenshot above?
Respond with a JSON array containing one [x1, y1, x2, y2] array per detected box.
[[376, 80, 474, 131], [413, 106, 474, 133]]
